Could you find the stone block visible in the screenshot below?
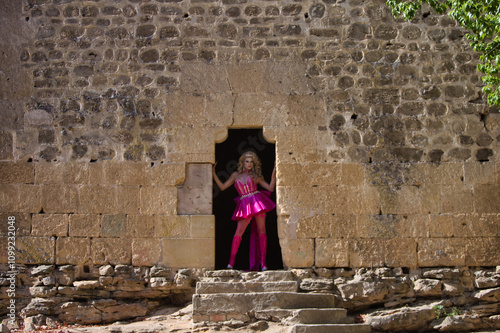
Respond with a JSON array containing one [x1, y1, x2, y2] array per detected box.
[[0, 162, 34, 183], [117, 186, 141, 214], [88, 162, 105, 185], [401, 214, 430, 238], [105, 162, 150, 185], [168, 127, 223, 157], [16, 237, 55, 264], [35, 163, 64, 184], [100, 214, 126, 237], [126, 215, 155, 238], [0, 213, 31, 236], [204, 94, 234, 127], [453, 214, 499, 237], [78, 185, 116, 214], [466, 237, 500, 266], [151, 163, 185, 186], [296, 215, 332, 239], [330, 214, 358, 238], [141, 186, 177, 215], [42, 185, 79, 214], [168, 152, 215, 164], [91, 238, 131, 265], [31, 214, 68, 237], [440, 185, 474, 214], [161, 238, 215, 268], [314, 185, 361, 215], [191, 215, 215, 238], [395, 185, 421, 215], [0, 237, 7, 263], [341, 163, 365, 186], [17, 184, 42, 213], [183, 163, 211, 187], [69, 214, 100, 237], [417, 238, 465, 267], [277, 215, 293, 239], [315, 238, 349, 267], [306, 163, 341, 186], [261, 62, 312, 95], [360, 185, 381, 214], [403, 163, 463, 186], [63, 163, 89, 184], [155, 215, 190, 238], [132, 238, 162, 266], [385, 238, 417, 268], [358, 214, 400, 238], [474, 184, 500, 214], [286, 95, 325, 127], [0, 131, 13, 160], [179, 63, 230, 94], [56, 237, 90, 265], [350, 239, 385, 267], [464, 161, 496, 185], [226, 63, 267, 93], [276, 186, 314, 216], [275, 127, 321, 164], [164, 93, 205, 127], [430, 215, 454, 237], [0, 184, 18, 212], [419, 185, 440, 214], [177, 186, 212, 215], [280, 238, 314, 268]]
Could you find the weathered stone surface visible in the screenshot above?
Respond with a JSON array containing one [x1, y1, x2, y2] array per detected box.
[[315, 239, 349, 268], [280, 239, 315, 268], [418, 238, 465, 267], [162, 238, 215, 268], [31, 214, 68, 237], [365, 302, 442, 332], [132, 238, 161, 266], [16, 237, 55, 264], [91, 238, 131, 265]]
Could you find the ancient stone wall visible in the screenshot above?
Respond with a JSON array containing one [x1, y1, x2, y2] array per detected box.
[[1, 0, 499, 327]]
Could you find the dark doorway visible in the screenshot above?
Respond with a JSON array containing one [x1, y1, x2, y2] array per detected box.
[[214, 129, 283, 270]]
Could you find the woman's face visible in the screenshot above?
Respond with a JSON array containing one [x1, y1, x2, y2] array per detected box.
[[243, 157, 254, 171]]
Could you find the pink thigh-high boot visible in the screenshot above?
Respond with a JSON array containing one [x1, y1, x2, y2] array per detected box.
[[227, 235, 242, 269], [259, 234, 267, 271]]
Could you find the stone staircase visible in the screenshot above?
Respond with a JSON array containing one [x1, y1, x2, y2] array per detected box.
[[192, 270, 371, 333]]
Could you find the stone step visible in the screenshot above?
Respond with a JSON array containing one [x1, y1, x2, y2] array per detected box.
[[289, 324, 371, 333], [202, 269, 296, 283], [192, 292, 339, 323], [256, 308, 353, 325], [287, 308, 354, 325], [196, 281, 299, 294]]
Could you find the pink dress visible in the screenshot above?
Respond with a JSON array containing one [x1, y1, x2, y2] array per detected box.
[[232, 176, 276, 221]]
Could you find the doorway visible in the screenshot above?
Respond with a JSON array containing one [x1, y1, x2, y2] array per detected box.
[[213, 128, 283, 270]]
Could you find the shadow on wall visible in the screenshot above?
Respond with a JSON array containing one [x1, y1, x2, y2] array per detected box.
[[214, 128, 283, 270]]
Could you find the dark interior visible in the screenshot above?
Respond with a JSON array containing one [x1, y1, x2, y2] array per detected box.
[[213, 128, 283, 271]]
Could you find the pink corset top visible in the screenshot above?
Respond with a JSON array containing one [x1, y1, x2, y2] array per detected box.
[[234, 177, 258, 197]]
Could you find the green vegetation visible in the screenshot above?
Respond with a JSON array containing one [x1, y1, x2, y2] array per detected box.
[[432, 305, 462, 319], [386, 0, 500, 106]]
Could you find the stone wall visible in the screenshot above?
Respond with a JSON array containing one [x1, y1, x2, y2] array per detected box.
[[1, 0, 500, 327]]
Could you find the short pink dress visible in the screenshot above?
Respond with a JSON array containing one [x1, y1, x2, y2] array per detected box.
[[232, 176, 276, 221]]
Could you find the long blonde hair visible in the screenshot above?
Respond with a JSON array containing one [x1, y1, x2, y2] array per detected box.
[[237, 151, 262, 178]]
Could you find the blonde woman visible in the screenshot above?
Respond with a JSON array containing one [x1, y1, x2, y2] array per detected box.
[[213, 151, 276, 271]]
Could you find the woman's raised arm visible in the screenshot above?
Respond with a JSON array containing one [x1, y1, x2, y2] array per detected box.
[[213, 163, 237, 191], [258, 165, 276, 192]]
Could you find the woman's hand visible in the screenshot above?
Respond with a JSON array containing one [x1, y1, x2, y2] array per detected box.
[[212, 162, 218, 176]]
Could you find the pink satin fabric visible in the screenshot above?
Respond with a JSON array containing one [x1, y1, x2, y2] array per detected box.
[[231, 177, 276, 221]]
